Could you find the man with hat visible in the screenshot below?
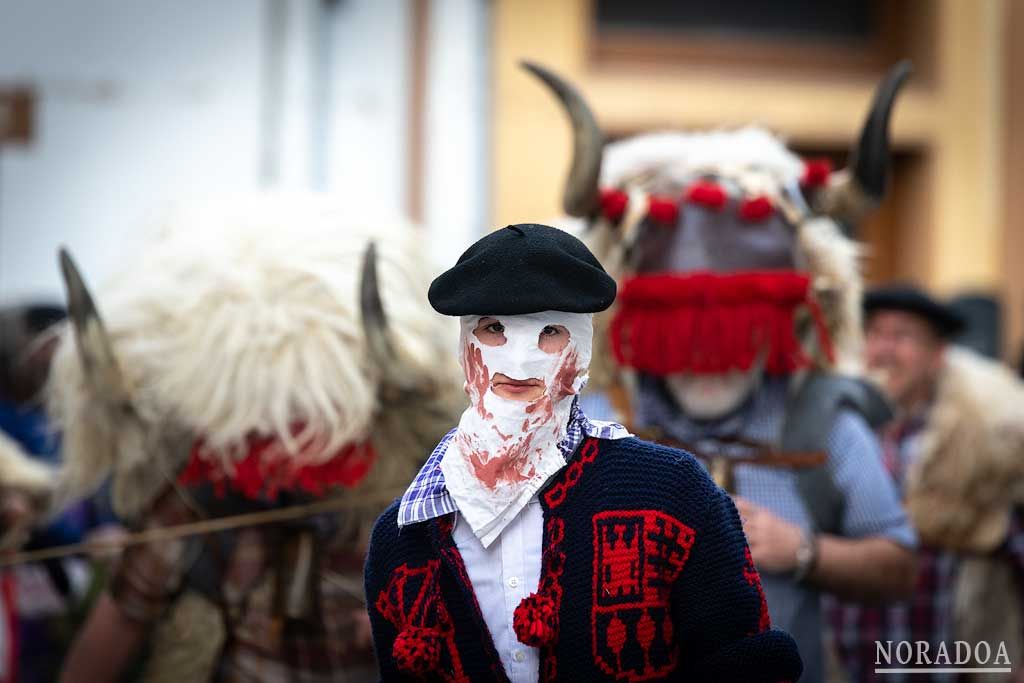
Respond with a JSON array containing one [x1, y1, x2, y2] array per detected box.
[[364, 224, 803, 681], [826, 284, 1024, 682]]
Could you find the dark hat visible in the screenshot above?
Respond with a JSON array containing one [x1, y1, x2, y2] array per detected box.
[[863, 284, 966, 339], [428, 223, 616, 316]]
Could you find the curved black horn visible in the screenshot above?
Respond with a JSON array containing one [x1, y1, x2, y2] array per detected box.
[[850, 60, 913, 200], [359, 241, 431, 395], [359, 241, 395, 364], [521, 61, 604, 217], [58, 247, 129, 403]]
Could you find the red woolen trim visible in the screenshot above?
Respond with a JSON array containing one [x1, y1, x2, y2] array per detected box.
[[600, 188, 629, 223], [743, 547, 772, 634], [609, 271, 834, 376], [685, 181, 728, 210], [179, 431, 377, 500], [646, 195, 679, 225], [801, 158, 833, 188], [738, 196, 775, 222]]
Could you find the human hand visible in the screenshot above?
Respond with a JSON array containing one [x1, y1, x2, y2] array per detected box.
[[734, 496, 804, 575]]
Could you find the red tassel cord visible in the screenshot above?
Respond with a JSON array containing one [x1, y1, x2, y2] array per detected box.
[[610, 271, 835, 376]]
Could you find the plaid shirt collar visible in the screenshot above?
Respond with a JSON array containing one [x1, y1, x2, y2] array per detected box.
[[397, 397, 630, 527]]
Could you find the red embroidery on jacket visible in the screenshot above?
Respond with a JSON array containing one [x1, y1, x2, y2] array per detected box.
[[543, 438, 600, 509], [742, 546, 772, 634], [375, 561, 469, 682], [591, 510, 696, 681]]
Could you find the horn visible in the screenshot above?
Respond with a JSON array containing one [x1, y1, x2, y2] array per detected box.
[[817, 60, 912, 223], [521, 61, 604, 217], [359, 241, 431, 395], [360, 241, 395, 366], [58, 248, 131, 404]]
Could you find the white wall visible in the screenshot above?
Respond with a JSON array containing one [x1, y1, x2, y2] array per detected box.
[[0, 0, 265, 301], [423, 0, 490, 269], [0, 0, 489, 302]]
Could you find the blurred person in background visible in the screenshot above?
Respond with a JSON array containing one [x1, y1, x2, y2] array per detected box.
[[826, 284, 1024, 683], [524, 61, 918, 683], [0, 303, 117, 683], [0, 195, 464, 683]]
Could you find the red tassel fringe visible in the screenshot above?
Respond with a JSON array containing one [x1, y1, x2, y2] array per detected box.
[[179, 430, 377, 500], [610, 271, 835, 376]]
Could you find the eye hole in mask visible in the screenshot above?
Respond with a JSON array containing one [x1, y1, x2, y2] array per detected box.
[[472, 317, 571, 354]]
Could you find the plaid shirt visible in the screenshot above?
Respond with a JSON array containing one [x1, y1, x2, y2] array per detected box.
[[824, 412, 959, 683], [397, 397, 631, 527]]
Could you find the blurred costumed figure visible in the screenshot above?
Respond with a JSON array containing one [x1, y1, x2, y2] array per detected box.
[[523, 61, 919, 683], [1, 193, 463, 682], [826, 286, 1024, 683]]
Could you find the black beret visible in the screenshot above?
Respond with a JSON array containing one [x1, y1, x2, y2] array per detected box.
[[863, 284, 966, 339], [428, 223, 616, 316]]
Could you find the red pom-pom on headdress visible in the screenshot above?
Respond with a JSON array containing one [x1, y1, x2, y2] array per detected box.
[[685, 181, 728, 210], [801, 158, 833, 189], [647, 196, 680, 225], [600, 188, 629, 223], [738, 196, 775, 223]]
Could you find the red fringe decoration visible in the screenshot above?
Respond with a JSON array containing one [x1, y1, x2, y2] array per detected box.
[[801, 158, 833, 189], [609, 271, 835, 376], [514, 592, 559, 647], [647, 196, 680, 225], [600, 188, 629, 223], [393, 626, 443, 675], [738, 196, 775, 222], [178, 431, 377, 500], [685, 181, 728, 210]]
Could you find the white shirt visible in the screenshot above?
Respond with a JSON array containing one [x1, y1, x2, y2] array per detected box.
[[452, 495, 543, 683]]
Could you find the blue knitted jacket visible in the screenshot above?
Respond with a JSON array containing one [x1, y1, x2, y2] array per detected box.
[[364, 436, 803, 682]]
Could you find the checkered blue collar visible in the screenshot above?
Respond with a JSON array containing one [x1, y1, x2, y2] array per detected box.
[[397, 397, 630, 527]]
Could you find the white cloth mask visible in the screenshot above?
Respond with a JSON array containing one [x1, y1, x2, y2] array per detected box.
[[441, 311, 593, 547]]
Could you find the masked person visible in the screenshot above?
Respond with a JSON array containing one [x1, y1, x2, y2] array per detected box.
[[364, 223, 803, 682], [516, 61, 921, 683], [826, 285, 1024, 683]]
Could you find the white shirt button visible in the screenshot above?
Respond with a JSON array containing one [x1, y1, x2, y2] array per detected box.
[[512, 650, 526, 663], [507, 576, 520, 588]]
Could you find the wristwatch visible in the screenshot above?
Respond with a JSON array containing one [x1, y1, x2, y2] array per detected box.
[[792, 530, 819, 583]]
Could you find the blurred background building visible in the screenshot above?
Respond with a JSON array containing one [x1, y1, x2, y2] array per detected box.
[[1, 0, 1022, 362]]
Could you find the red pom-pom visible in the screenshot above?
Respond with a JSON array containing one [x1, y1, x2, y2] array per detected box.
[[685, 181, 727, 210], [647, 196, 680, 225], [801, 158, 833, 188], [738, 196, 774, 222], [600, 188, 629, 222], [514, 593, 558, 647], [393, 626, 442, 675]]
